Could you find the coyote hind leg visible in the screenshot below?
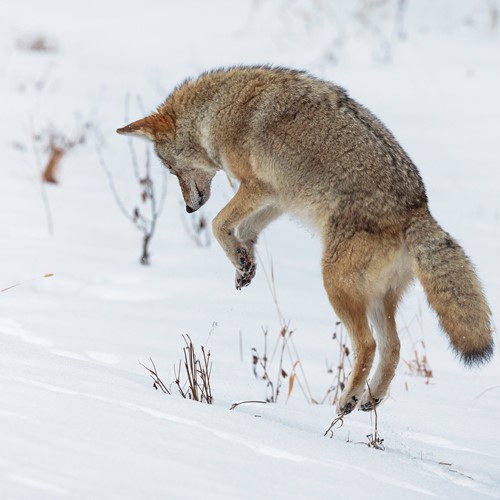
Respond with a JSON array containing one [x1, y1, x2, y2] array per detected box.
[[359, 292, 401, 410], [321, 234, 378, 415], [359, 252, 412, 411]]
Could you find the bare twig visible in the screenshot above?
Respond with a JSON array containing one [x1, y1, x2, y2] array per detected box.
[[140, 358, 171, 394], [28, 116, 54, 235], [254, 247, 315, 404], [438, 462, 474, 481], [97, 115, 167, 265], [1, 274, 54, 293], [230, 400, 268, 410], [324, 413, 345, 438], [365, 383, 385, 450], [321, 322, 352, 405]]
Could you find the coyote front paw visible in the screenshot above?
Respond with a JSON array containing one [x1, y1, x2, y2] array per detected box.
[[235, 247, 256, 290]]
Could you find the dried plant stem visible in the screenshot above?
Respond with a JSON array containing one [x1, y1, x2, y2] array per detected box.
[[321, 322, 352, 405], [403, 340, 433, 383], [29, 116, 54, 235], [97, 131, 167, 266], [143, 335, 213, 404], [255, 247, 315, 403], [230, 400, 268, 410], [324, 413, 345, 438], [1, 273, 54, 293], [140, 358, 171, 394], [365, 383, 385, 450], [42, 147, 64, 184]]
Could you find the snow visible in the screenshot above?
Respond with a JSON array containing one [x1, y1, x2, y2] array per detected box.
[[1, 0, 500, 498]]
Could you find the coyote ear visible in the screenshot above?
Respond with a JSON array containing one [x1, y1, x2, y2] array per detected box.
[[116, 113, 175, 141]]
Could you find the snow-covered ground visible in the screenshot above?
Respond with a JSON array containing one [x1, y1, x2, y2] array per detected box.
[[1, 1, 499, 498]]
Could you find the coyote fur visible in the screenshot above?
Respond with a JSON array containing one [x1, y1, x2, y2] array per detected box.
[[117, 66, 493, 414]]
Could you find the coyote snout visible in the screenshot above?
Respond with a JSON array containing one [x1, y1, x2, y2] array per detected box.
[[117, 66, 493, 416], [176, 170, 212, 213]]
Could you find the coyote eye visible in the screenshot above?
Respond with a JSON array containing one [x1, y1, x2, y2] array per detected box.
[[157, 153, 173, 171], [165, 164, 177, 176]]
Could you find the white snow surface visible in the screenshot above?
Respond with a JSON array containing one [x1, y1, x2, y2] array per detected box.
[[1, 1, 500, 498]]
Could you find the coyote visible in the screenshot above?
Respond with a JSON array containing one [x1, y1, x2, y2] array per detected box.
[[117, 66, 493, 414]]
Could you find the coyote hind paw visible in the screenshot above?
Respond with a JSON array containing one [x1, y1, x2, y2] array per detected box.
[[359, 390, 383, 411], [359, 398, 382, 412], [337, 395, 359, 415]]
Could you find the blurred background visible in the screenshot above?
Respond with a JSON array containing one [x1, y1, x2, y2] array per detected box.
[[1, 1, 499, 497]]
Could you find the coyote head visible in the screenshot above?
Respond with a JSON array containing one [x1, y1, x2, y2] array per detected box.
[[117, 113, 217, 213]]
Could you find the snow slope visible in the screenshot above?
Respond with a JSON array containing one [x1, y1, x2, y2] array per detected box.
[[1, 1, 499, 498]]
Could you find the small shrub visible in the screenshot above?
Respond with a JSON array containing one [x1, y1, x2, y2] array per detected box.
[[98, 131, 166, 266], [142, 335, 213, 404]]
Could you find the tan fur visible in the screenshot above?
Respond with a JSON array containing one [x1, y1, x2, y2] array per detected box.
[[117, 66, 493, 414]]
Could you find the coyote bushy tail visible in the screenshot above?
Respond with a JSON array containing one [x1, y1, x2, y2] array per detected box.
[[404, 208, 493, 366]]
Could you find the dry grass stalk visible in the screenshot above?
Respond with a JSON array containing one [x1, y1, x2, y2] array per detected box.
[[365, 384, 385, 450], [321, 321, 352, 405], [97, 119, 167, 265], [182, 335, 213, 403], [141, 357, 171, 394], [174, 335, 213, 404], [230, 400, 267, 410], [252, 324, 295, 403], [403, 340, 433, 384], [324, 413, 345, 438], [143, 335, 213, 404], [254, 249, 316, 403], [1, 273, 54, 294]]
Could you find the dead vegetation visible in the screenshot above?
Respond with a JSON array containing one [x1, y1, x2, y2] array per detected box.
[[251, 324, 300, 403], [403, 340, 433, 384], [249, 317, 353, 408], [364, 384, 385, 450], [38, 123, 91, 184], [1, 274, 54, 293], [23, 117, 92, 235], [321, 321, 352, 405], [17, 35, 57, 53], [97, 96, 167, 265], [324, 383, 385, 450], [324, 413, 345, 439], [247, 252, 316, 405], [142, 335, 213, 404]]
